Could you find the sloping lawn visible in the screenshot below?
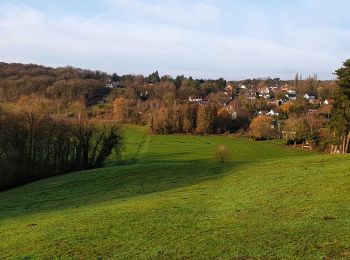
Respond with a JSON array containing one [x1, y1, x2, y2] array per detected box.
[[1, 126, 349, 259]]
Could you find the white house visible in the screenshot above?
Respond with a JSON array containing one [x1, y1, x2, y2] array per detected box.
[[267, 109, 279, 116], [304, 93, 316, 100], [189, 96, 203, 102], [324, 98, 335, 105], [259, 87, 270, 94], [286, 93, 297, 101], [106, 80, 117, 88]]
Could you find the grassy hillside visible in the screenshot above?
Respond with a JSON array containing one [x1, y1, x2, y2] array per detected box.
[[0, 126, 349, 259]]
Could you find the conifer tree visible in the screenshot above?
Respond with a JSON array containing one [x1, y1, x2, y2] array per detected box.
[[329, 59, 350, 154]]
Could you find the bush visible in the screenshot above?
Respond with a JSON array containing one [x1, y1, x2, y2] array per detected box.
[[215, 144, 230, 163]]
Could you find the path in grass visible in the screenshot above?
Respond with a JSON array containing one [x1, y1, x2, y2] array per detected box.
[[1, 125, 349, 259]]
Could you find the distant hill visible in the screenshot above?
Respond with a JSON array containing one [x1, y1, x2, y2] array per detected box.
[[0, 62, 109, 103]]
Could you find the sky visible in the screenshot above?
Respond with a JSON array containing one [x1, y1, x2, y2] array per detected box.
[[0, 0, 349, 80]]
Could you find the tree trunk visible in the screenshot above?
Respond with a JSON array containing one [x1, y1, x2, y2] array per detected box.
[[342, 135, 346, 154], [334, 145, 338, 154], [345, 131, 350, 154]]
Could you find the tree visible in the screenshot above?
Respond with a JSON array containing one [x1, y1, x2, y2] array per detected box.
[[249, 116, 275, 140], [216, 78, 226, 91], [151, 107, 172, 134], [216, 107, 231, 133], [329, 59, 350, 154], [182, 104, 197, 133], [113, 97, 137, 123], [294, 73, 300, 90], [196, 104, 217, 134], [175, 75, 184, 89], [111, 73, 120, 82], [0, 110, 122, 191], [68, 100, 87, 120], [16, 95, 60, 115], [283, 116, 310, 146], [281, 102, 293, 115], [148, 71, 160, 84]]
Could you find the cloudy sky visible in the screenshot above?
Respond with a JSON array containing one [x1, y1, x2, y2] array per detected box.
[[0, 0, 349, 79]]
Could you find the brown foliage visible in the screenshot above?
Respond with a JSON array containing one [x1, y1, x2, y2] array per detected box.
[[151, 107, 172, 134], [249, 116, 275, 140], [113, 97, 138, 123], [217, 107, 232, 133], [196, 104, 217, 134], [0, 62, 106, 103], [215, 144, 230, 163], [281, 102, 293, 113]]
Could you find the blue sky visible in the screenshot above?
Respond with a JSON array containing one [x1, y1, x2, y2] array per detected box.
[[0, 0, 349, 79]]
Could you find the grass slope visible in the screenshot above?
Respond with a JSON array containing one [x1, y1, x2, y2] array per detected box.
[[1, 126, 349, 259]]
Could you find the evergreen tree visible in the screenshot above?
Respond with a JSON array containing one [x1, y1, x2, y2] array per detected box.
[[111, 73, 120, 82], [175, 75, 184, 89], [148, 71, 160, 84], [294, 73, 299, 90], [216, 77, 226, 91], [329, 59, 350, 153]]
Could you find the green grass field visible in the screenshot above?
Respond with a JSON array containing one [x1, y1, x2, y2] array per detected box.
[[1, 125, 350, 259]]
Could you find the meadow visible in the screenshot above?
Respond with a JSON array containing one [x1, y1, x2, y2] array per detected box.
[[0, 125, 349, 259]]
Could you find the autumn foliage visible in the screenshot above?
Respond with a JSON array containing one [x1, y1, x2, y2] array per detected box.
[[215, 144, 230, 163], [249, 116, 275, 140]]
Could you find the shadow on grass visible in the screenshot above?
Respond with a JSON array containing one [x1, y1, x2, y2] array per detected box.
[[0, 159, 251, 220]]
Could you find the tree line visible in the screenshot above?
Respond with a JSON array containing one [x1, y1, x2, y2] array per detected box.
[[0, 60, 348, 154], [110, 60, 349, 154], [0, 108, 122, 191]]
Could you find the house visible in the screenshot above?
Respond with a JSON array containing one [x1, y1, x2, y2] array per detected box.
[[258, 86, 270, 95], [234, 84, 247, 96], [261, 93, 271, 99], [304, 93, 316, 100], [105, 79, 118, 88], [258, 110, 267, 116], [245, 92, 256, 101], [267, 109, 279, 116], [324, 98, 335, 105], [189, 96, 203, 102], [257, 109, 279, 117], [286, 93, 297, 101]]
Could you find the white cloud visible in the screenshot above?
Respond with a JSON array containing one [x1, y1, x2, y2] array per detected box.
[[0, 1, 348, 79], [104, 0, 222, 30]]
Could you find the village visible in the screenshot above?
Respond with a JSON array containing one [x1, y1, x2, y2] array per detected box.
[[187, 81, 334, 120]]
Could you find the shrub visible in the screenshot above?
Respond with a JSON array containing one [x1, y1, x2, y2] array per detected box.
[[215, 144, 230, 163]]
